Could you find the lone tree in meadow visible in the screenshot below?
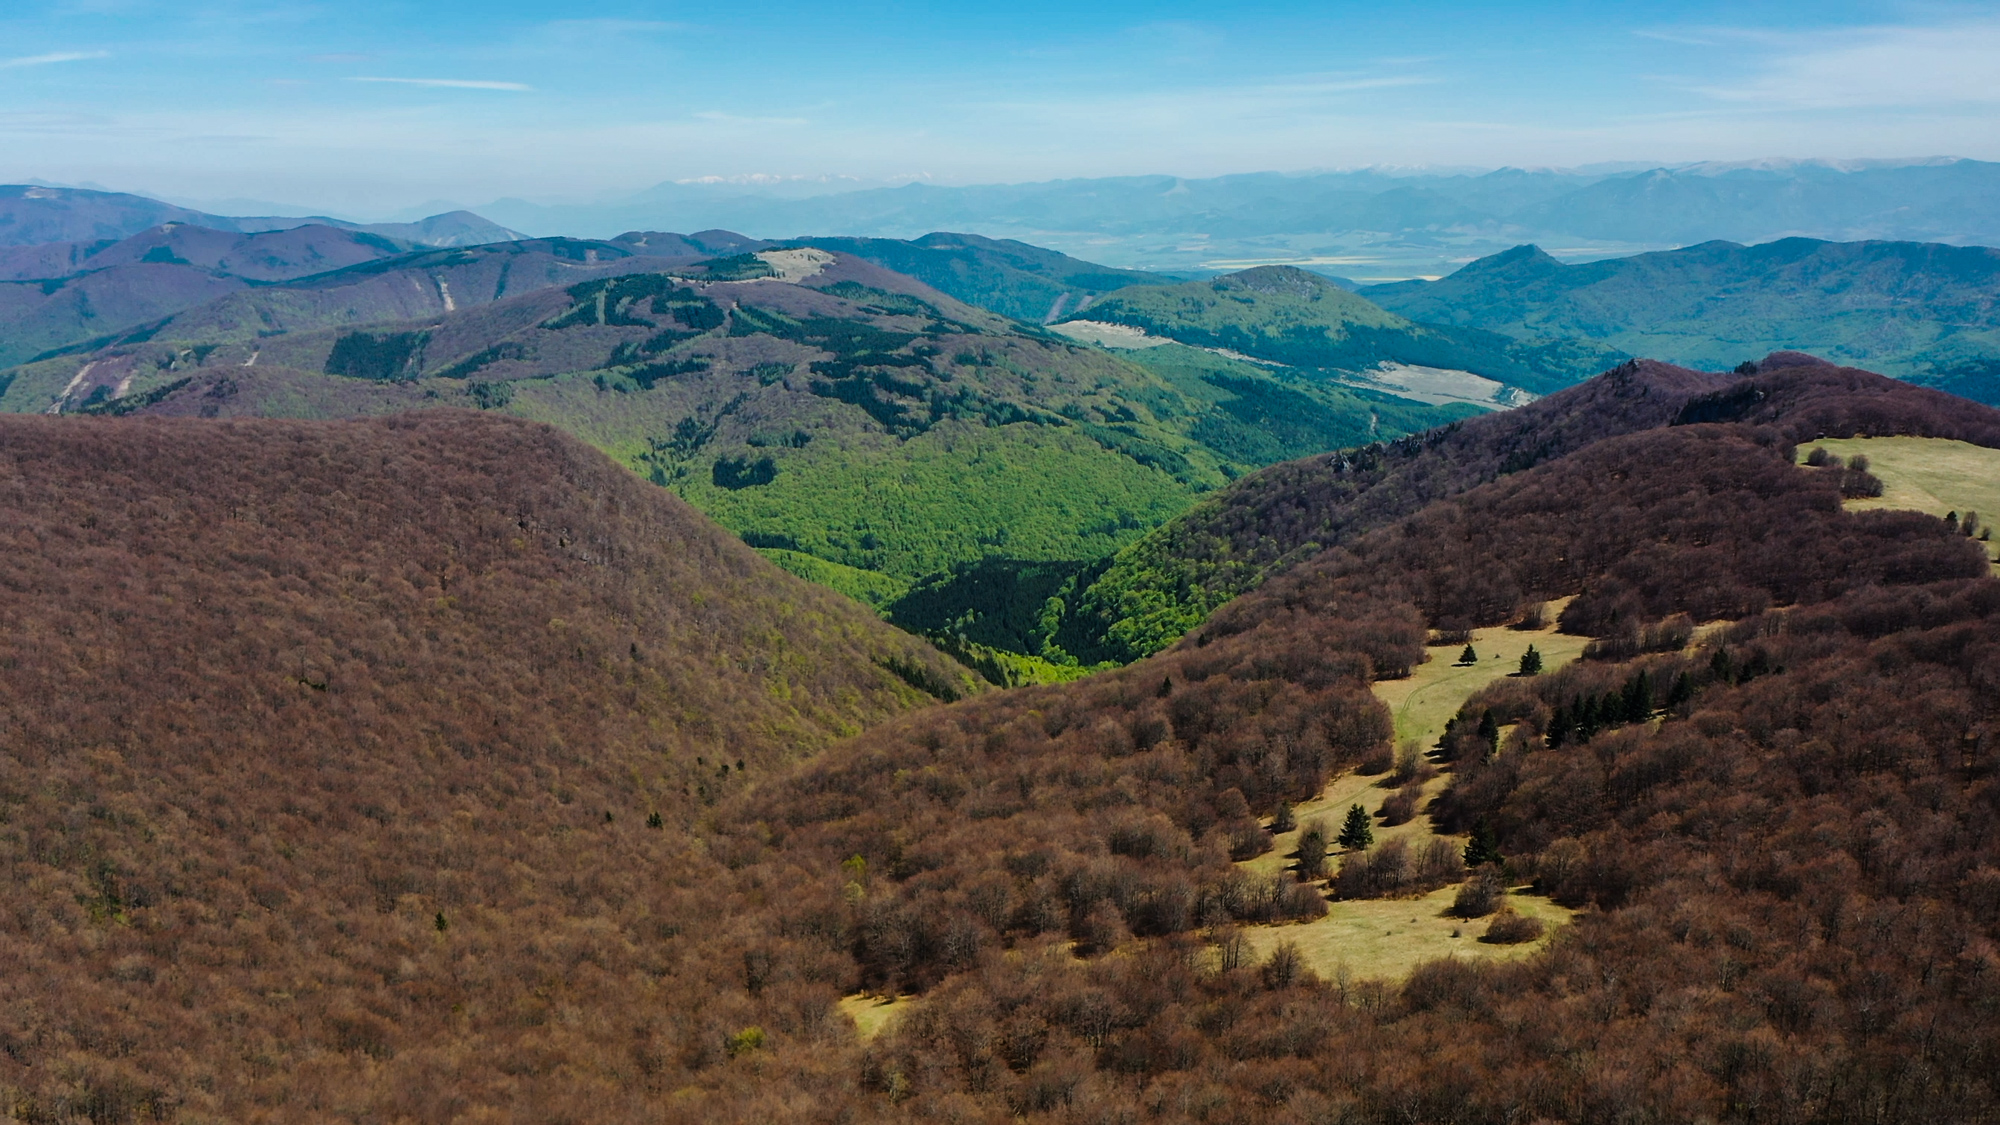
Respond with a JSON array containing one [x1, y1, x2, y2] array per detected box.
[[1337, 803, 1374, 851], [1458, 644, 1478, 666], [1270, 801, 1296, 834], [1519, 644, 1543, 675], [1295, 821, 1329, 880]]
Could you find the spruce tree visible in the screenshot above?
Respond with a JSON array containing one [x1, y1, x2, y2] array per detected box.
[[1573, 694, 1599, 740], [1336, 803, 1374, 851], [1270, 801, 1296, 834], [1622, 670, 1654, 721], [1518, 644, 1543, 675], [1458, 644, 1478, 666], [1476, 709, 1500, 755], [1546, 701, 1571, 748], [1463, 822, 1502, 867], [1667, 672, 1694, 708]]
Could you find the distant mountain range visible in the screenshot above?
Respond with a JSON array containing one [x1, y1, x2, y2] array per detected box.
[[0, 184, 522, 249], [459, 157, 2000, 278]]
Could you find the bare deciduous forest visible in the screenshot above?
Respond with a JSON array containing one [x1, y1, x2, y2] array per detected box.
[[2, 360, 1999, 1122]]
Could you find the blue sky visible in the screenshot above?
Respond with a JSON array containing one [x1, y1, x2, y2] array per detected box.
[[2, 0, 1996, 216]]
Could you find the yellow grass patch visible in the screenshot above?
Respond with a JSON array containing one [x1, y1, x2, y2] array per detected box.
[[1239, 884, 1573, 982], [1246, 607, 1586, 879], [839, 993, 919, 1041], [1375, 603, 1586, 749], [1811, 436, 2000, 572], [1235, 606, 1587, 977]]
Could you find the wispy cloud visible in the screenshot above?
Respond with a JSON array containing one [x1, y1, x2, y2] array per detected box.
[[1694, 21, 2000, 109], [347, 77, 532, 92], [1, 50, 110, 69]]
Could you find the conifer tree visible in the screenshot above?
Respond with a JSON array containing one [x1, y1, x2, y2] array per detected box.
[[1296, 821, 1329, 880], [1458, 644, 1478, 665], [1463, 822, 1502, 867], [1270, 801, 1296, 834], [1519, 644, 1543, 675], [1476, 709, 1500, 749], [1667, 672, 1694, 708], [1337, 803, 1374, 851], [1623, 670, 1653, 720], [1546, 701, 1571, 748]]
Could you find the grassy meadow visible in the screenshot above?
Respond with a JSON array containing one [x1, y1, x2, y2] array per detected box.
[[1235, 609, 1588, 978], [1814, 436, 2000, 570]]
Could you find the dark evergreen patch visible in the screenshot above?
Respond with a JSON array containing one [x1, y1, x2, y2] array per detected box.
[[324, 330, 427, 381]]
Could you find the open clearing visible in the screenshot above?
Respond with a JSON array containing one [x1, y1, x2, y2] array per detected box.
[[1240, 884, 1575, 982], [1812, 436, 2000, 571], [1336, 363, 1529, 410], [1236, 608, 1586, 977], [839, 993, 917, 1040], [1047, 320, 1175, 349], [1376, 606, 1586, 749], [1245, 607, 1589, 881]]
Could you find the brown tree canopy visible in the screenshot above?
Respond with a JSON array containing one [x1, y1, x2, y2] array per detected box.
[[4, 362, 2000, 1123]]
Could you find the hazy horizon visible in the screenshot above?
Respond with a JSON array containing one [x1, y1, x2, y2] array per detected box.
[[4, 0, 1998, 219]]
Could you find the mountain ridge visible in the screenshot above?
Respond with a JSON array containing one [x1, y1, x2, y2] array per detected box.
[[1363, 236, 2000, 403]]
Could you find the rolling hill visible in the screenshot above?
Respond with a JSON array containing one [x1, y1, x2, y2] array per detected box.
[[0, 222, 413, 284], [1046, 351, 2000, 663], [620, 229, 1178, 326], [0, 233, 710, 369], [0, 409, 973, 1119], [8, 355, 2000, 1120], [1060, 266, 1624, 397], [4, 248, 1478, 676], [1364, 238, 2000, 403], [792, 231, 1171, 324]]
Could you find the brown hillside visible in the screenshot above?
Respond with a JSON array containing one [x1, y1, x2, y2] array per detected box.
[[674, 418, 1999, 1124], [0, 411, 968, 1119]]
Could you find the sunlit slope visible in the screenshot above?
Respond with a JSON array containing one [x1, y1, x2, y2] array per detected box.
[[1066, 265, 1622, 395]]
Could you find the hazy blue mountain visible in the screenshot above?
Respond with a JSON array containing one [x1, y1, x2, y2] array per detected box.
[[0, 184, 523, 249], [470, 158, 2000, 280], [1363, 237, 2000, 403], [1508, 160, 2000, 245]]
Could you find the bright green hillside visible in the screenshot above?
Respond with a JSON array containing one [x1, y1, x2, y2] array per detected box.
[[1068, 266, 1621, 396]]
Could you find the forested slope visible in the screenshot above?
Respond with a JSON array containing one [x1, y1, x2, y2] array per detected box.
[[1065, 266, 1622, 395], [1065, 352, 2000, 662], [646, 380, 1993, 1123], [0, 411, 970, 1119], [9, 363, 2000, 1122], [4, 249, 1473, 678]]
